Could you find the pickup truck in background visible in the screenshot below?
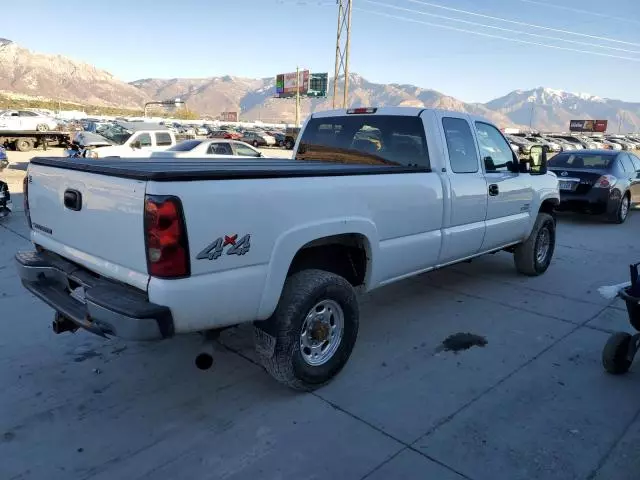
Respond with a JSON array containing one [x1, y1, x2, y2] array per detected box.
[[67, 121, 179, 159], [16, 107, 559, 390]]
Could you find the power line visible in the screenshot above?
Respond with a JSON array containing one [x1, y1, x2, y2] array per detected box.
[[363, 0, 640, 55], [355, 7, 640, 62], [406, 0, 640, 47], [517, 0, 640, 26]]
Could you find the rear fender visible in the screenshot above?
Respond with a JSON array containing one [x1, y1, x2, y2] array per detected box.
[[256, 218, 378, 319]]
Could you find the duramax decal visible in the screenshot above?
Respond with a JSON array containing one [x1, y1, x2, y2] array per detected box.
[[196, 234, 251, 260]]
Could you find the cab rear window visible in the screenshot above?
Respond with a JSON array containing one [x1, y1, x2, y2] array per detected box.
[[296, 115, 429, 168]]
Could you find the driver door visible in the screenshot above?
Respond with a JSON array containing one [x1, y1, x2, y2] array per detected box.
[[474, 121, 534, 251], [130, 133, 154, 157]]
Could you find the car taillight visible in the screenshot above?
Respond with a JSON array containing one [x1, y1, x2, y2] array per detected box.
[[23, 175, 32, 229], [144, 195, 190, 278], [346, 107, 377, 114], [593, 174, 617, 188]]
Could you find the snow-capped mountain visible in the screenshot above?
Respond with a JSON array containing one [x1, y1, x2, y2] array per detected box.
[[484, 87, 640, 132]]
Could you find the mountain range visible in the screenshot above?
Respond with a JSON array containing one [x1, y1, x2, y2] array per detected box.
[[2, 38, 640, 132]]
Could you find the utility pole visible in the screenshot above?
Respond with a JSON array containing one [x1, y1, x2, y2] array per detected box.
[[333, 0, 353, 109], [295, 66, 300, 128]]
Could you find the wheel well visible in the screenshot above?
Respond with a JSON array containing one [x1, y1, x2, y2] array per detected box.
[[539, 198, 559, 216], [288, 234, 369, 287]]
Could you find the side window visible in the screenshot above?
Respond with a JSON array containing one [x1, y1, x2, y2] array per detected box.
[[442, 117, 479, 173], [207, 142, 233, 155], [619, 153, 634, 173], [474, 122, 515, 173], [137, 133, 152, 147], [629, 153, 640, 172], [234, 144, 260, 157], [18, 111, 37, 117], [155, 132, 172, 146]]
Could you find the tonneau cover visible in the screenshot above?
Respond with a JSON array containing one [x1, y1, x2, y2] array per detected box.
[[29, 156, 428, 182]]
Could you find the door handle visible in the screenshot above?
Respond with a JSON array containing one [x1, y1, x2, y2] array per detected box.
[[64, 189, 82, 211], [489, 184, 499, 196]]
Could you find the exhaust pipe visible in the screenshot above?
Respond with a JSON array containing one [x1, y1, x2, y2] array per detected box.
[[52, 313, 78, 334], [195, 352, 214, 370]]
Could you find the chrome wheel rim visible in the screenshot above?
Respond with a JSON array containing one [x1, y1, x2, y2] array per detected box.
[[536, 227, 551, 265], [621, 196, 630, 220], [299, 299, 344, 366]]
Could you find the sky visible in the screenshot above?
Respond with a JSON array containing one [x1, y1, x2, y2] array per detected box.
[[3, 0, 640, 103]]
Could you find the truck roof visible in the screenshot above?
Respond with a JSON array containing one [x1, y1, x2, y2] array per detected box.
[[30, 156, 427, 182], [310, 106, 491, 124]]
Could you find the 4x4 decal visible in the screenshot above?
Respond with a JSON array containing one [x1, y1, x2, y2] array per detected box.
[[196, 234, 251, 260]]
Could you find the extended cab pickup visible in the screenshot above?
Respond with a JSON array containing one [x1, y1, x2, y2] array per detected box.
[[69, 121, 178, 159], [16, 107, 559, 390]]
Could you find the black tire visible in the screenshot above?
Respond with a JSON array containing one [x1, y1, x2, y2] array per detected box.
[[254, 269, 359, 391], [36, 123, 49, 132], [285, 139, 294, 150], [602, 332, 633, 375], [609, 193, 630, 224], [14, 138, 34, 152], [252, 140, 259, 148], [514, 212, 555, 276]]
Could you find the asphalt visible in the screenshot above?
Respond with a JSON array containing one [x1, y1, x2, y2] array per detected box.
[[1, 149, 639, 480]]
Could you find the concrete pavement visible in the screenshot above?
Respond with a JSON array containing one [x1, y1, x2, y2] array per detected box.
[[1, 153, 640, 479]]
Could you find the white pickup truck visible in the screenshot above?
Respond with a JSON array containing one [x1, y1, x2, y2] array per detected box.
[[17, 107, 559, 390], [69, 121, 178, 158]]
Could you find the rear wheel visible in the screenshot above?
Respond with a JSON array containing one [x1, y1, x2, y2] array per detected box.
[[610, 193, 630, 224], [602, 332, 633, 374], [252, 140, 259, 148], [514, 212, 555, 276], [14, 138, 34, 152], [254, 269, 359, 391], [285, 139, 294, 150]]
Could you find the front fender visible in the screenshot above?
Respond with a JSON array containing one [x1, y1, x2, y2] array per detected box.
[[256, 217, 378, 319]]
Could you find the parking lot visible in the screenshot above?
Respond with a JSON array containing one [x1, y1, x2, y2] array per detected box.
[[1, 150, 640, 480]]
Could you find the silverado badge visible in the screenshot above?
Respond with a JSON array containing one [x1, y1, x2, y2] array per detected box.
[[196, 234, 251, 260]]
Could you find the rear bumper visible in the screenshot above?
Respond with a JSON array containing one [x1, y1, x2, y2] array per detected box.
[[557, 188, 620, 215], [16, 250, 174, 341]]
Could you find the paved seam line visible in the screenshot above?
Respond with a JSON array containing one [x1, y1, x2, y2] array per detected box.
[[585, 395, 640, 480], [218, 338, 474, 480], [411, 302, 611, 445], [0, 222, 29, 241]]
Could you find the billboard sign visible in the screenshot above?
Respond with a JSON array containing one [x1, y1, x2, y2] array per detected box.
[[569, 119, 608, 132], [220, 111, 238, 122], [307, 73, 328, 98], [275, 70, 310, 98]]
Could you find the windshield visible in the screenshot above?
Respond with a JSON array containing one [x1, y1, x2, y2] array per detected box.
[[296, 114, 429, 168], [549, 153, 614, 169], [99, 124, 133, 145], [166, 140, 203, 151]]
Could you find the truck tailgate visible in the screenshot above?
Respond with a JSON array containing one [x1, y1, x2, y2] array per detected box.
[[27, 163, 150, 291]]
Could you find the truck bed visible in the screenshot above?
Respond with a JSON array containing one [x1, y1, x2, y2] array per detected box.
[[30, 156, 428, 181]]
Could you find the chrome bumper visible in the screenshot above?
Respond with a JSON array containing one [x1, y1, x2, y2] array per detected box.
[[15, 250, 173, 341]]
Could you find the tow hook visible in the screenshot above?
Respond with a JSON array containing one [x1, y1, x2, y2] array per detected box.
[[52, 312, 78, 334]]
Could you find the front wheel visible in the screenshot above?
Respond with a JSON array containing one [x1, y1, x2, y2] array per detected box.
[[254, 269, 359, 391], [514, 212, 556, 276], [36, 123, 49, 132]]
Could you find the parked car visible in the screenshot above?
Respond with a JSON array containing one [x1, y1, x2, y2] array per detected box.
[[549, 150, 640, 223], [151, 139, 264, 158], [273, 132, 285, 147], [507, 135, 535, 154], [526, 136, 561, 153], [209, 130, 242, 140], [240, 130, 276, 147], [194, 126, 208, 136], [0, 110, 59, 132], [16, 106, 559, 390], [549, 136, 584, 150]]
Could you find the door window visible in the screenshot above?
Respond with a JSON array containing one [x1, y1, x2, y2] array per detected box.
[[442, 117, 479, 173], [137, 133, 152, 147], [155, 132, 172, 146], [207, 142, 233, 155], [619, 153, 634, 173], [629, 153, 640, 172], [475, 122, 515, 172], [234, 143, 260, 157]]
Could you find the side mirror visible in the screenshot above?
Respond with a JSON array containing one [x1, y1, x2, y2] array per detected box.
[[529, 145, 548, 175], [131, 140, 141, 149], [257, 152, 264, 157]]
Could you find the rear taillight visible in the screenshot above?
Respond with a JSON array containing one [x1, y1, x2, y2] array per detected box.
[[593, 175, 617, 189], [23, 175, 32, 229], [144, 195, 190, 278]]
